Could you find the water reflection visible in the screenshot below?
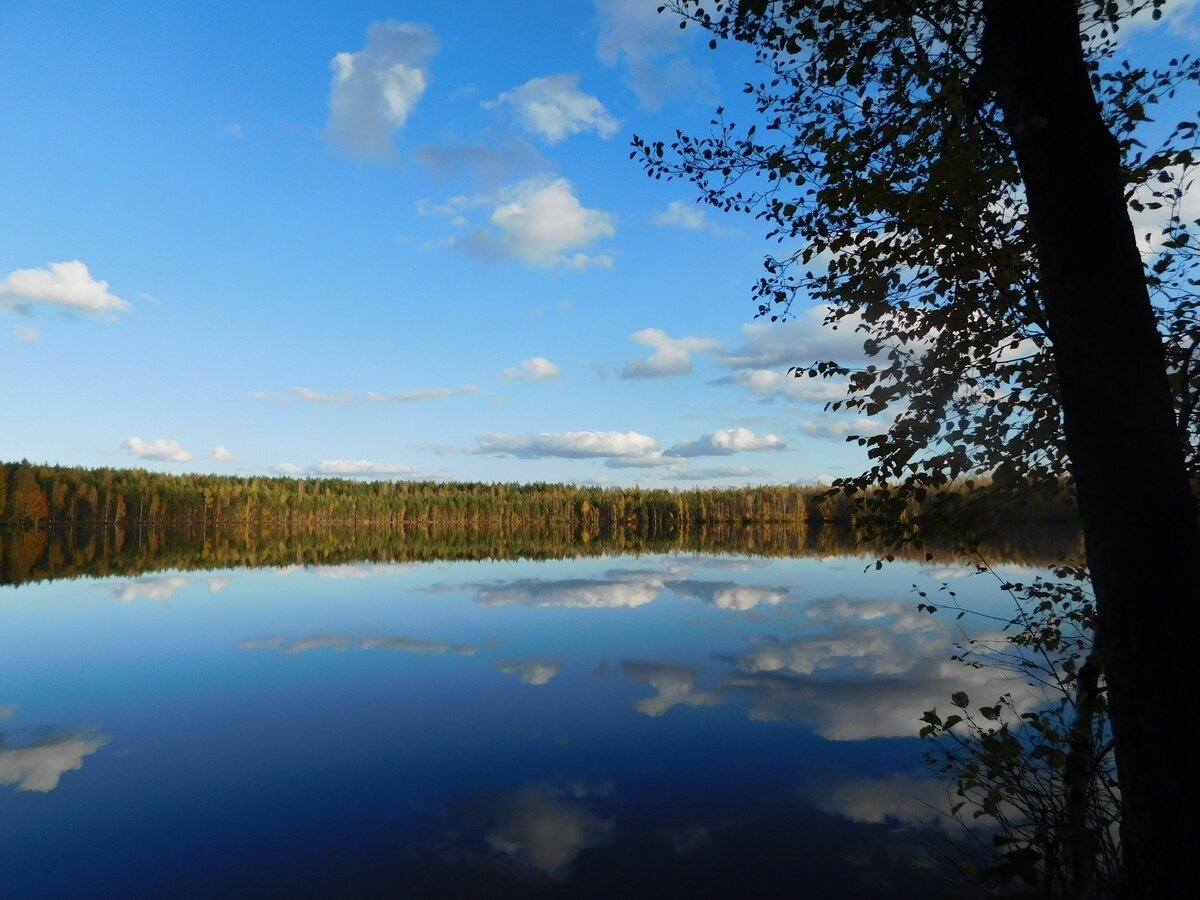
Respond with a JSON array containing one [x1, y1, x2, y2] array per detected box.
[[240, 634, 478, 656], [496, 659, 564, 685], [0, 712, 108, 793], [0, 550, 1042, 895]]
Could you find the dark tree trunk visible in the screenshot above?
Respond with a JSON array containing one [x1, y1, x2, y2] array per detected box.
[[982, 1, 1199, 896]]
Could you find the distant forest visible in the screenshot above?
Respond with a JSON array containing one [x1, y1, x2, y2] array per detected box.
[[0, 459, 1073, 531]]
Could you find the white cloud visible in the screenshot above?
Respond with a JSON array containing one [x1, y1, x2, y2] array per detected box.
[[652, 199, 735, 235], [308, 563, 412, 579], [1123, 0, 1200, 37], [594, 0, 713, 109], [110, 575, 188, 603], [667, 427, 785, 457], [653, 199, 706, 230], [206, 577, 230, 593], [309, 459, 420, 477], [365, 385, 479, 403], [717, 368, 850, 403], [718, 306, 874, 368], [12, 325, 40, 341], [798, 417, 889, 442], [458, 176, 615, 269], [327, 20, 438, 160], [496, 658, 564, 685], [477, 430, 660, 460], [293, 386, 354, 405], [0, 732, 109, 792], [117, 437, 192, 462], [272, 463, 304, 475], [210, 445, 234, 462], [0, 260, 132, 318], [622, 328, 720, 379], [668, 580, 790, 610], [500, 357, 563, 382], [474, 574, 665, 608], [490, 73, 618, 143]]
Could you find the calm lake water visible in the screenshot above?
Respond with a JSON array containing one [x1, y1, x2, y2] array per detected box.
[[0, 547, 1039, 897]]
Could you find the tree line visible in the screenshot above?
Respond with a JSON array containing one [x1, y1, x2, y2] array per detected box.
[[1, 459, 1074, 532]]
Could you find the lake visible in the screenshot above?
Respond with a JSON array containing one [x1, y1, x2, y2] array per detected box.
[[0, 534, 1049, 897]]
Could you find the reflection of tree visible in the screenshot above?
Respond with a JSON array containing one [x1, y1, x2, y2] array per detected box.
[[1, 519, 1081, 588]]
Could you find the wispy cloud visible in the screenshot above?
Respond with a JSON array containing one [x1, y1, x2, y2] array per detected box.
[[327, 20, 438, 160], [365, 385, 479, 403], [309, 459, 420, 477], [12, 325, 40, 342], [1, 261, 132, 319], [652, 200, 736, 236], [594, 0, 713, 110]]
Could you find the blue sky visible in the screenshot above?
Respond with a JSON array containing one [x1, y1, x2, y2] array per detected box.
[[2, 1, 1196, 487]]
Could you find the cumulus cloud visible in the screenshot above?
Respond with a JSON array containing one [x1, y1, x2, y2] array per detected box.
[[365, 385, 479, 403], [496, 658, 564, 685], [109, 575, 188, 603], [667, 427, 785, 457], [489, 73, 618, 143], [621, 328, 720, 379], [594, 0, 713, 109], [210, 445, 234, 462], [327, 20, 438, 159], [309, 459, 420, 477], [272, 463, 304, 475], [477, 430, 660, 460], [500, 357, 563, 382], [0, 731, 109, 792], [458, 176, 615, 269], [0, 260, 132, 319], [116, 437, 192, 462], [13, 325, 40, 341], [1123, 0, 1200, 37], [206, 577, 230, 593]]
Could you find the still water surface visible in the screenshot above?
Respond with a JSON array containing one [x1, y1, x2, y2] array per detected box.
[[0, 549, 1034, 897]]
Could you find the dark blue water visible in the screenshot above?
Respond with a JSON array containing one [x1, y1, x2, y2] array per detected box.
[[0, 553, 1028, 897]]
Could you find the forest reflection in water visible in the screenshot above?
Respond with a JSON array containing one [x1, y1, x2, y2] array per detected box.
[[0, 517, 1081, 588], [0, 521, 1074, 896]]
